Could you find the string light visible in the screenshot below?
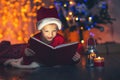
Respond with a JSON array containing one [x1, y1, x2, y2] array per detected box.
[[63, 4, 67, 7], [81, 40, 84, 44], [68, 11, 73, 16]]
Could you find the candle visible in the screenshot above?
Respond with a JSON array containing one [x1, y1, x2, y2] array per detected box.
[[94, 56, 104, 67]]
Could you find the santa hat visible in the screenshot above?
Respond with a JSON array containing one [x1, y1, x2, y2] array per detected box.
[[36, 7, 62, 30]]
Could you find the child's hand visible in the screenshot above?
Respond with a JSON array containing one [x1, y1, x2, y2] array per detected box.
[[72, 52, 80, 62], [25, 48, 35, 56]]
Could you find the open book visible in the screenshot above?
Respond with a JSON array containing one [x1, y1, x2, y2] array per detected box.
[[26, 37, 79, 66]]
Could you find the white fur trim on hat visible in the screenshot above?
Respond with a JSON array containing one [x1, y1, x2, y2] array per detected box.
[[37, 18, 62, 30]]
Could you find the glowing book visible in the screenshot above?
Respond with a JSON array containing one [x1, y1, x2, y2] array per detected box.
[[26, 37, 79, 66]]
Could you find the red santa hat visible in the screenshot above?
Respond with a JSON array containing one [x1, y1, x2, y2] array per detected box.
[[36, 7, 62, 30]]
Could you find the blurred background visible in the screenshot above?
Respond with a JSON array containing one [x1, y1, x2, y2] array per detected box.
[[0, 0, 119, 45]]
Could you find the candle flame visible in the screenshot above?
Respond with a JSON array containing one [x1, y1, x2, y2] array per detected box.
[[98, 56, 101, 59]]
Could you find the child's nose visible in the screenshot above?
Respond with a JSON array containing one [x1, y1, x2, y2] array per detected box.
[[48, 32, 53, 37]]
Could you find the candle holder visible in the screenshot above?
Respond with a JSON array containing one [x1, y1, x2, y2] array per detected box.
[[94, 56, 104, 67]]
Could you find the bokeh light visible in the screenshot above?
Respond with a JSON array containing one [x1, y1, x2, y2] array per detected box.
[[0, 0, 54, 44]]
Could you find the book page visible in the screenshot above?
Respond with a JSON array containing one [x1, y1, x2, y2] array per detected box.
[[54, 42, 79, 49]]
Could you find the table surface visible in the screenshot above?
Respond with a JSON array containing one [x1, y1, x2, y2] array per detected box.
[[0, 53, 120, 80]]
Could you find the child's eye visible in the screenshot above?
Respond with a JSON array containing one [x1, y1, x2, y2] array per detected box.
[[53, 30, 57, 32], [45, 31, 48, 32]]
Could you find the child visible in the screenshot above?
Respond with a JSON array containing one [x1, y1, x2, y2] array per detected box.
[[4, 7, 81, 69]]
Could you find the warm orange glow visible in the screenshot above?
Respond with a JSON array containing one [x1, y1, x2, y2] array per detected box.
[[69, 11, 73, 16], [94, 56, 104, 62], [66, 16, 70, 21], [0, 0, 112, 45], [98, 56, 101, 59], [0, 34, 3, 38], [0, 0, 55, 44], [68, 31, 80, 42], [49, 5, 54, 8], [41, 3, 45, 6], [34, 0, 42, 3], [17, 36, 22, 41], [81, 56, 86, 69], [69, 1, 75, 6]]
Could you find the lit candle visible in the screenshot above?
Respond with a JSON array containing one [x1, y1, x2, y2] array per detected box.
[[94, 56, 104, 67]]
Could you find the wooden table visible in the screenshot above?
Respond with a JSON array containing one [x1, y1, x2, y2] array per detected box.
[[0, 53, 120, 80]]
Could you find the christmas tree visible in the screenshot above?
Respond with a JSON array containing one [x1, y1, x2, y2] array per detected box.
[[54, 0, 115, 42]]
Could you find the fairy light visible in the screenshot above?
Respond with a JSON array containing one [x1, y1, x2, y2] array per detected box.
[[49, 5, 54, 8], [80, 26, 84, 30], [0, 34, 3, 38], [75, 17, 79, 21], [63, 4, 67, 7], [69, 1, 75, 6], [69, 1, 73, 5], [68, 11, 73, 16], [81, 40, 84, 44], [66, 16, 70, 21], [88, 16, 92, 22]]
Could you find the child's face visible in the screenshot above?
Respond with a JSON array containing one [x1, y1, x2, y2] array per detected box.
[[41, 24, 58, 41]]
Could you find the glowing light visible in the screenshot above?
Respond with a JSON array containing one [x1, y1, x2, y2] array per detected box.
[[69, 1, 75, 6], [34, 0, 42, 3], [0, 34, 3, 38], [68, 11, 73, 16], [63, 4, 67, 7], [49, 5, 54, 8], [41, 3, 45, 6], [75, 17, 79, 21], [66, 16, 70, 21], [90, 49, 94, 52], [80, 26, 84, 30], [0, 0, 54, 44], [17, 36, 23, 41], [81, 40, 84, 44], [88, 16, 92, 22]]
